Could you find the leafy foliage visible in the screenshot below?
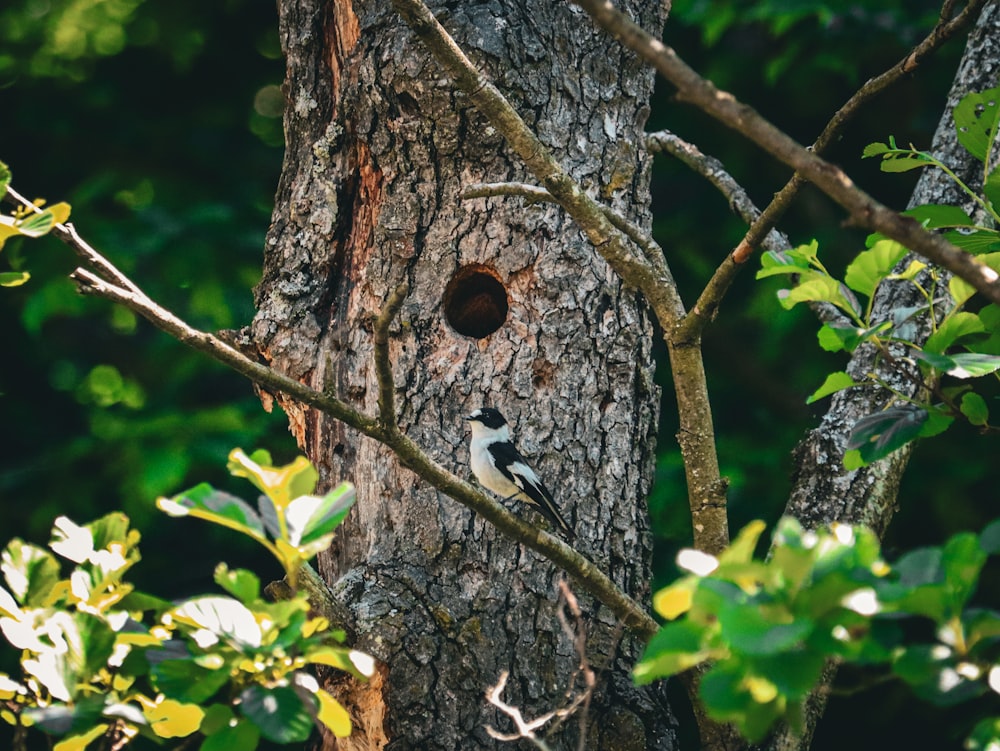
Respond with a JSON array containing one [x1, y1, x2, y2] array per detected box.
[[0, 453, 367, 750], [637, 517, 1000, 746], [0, 161, 71, 287], [757, 87, 1000, 467]]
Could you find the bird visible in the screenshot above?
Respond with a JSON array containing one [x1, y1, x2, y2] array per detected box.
[[465, 407, 575, 540]]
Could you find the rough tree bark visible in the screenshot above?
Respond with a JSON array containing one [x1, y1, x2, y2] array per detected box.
[[251, 1, 674, 749]]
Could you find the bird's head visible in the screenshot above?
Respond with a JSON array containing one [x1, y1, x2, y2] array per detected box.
[[466, 407, 510, 439]]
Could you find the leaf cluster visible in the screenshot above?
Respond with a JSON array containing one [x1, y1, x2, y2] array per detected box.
[[636, 517, 1000, 747], [0, 452, 367, 751], [757, 87, 1000, 467]]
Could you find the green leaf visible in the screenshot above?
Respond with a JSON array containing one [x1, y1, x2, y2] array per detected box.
[[201, 720, 260, 751], [846, 407, 927, 463], [953, 86, 1000, 162], [960, 392, 989, 426], [634, 619, 711, 683], [150, 658, 231, 704], [949, 275, 977, 308], [756, 241, 820, 279], [945, 353, 1000, 378], [158, 484, 269, 546], [806, 371, 855, 404], [0, 162, 10, 195], [985, 165, 1000, 215], [240, 684, 316, 744], [924, 312, 986, 354], [862, 142, 890, 157], [979, 519, 1000, 554], [17, 209, 56, 237], [844, 239, 907, 298], [227, 449, 317, 509], [700, 662, 782, 742], [719, 519, 767, 566], [172, 596, 262, 648], [880, 154, 934, 172], [817, 322, 890, 353], [903, 204, 974, 229], [718, 604, 814, 656], [966, 717, 1000, 751], [942, 532, 987, 613], [0, 271, 30, 287], [213, 564, 261, 604], [285, 482, 355, 546], [777, 277, 860, 318], [1, 539, 60, 605], [943, 228, 1000, 254]]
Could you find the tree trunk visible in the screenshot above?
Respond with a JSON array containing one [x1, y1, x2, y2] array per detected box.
[[251, 1, 674, 749]]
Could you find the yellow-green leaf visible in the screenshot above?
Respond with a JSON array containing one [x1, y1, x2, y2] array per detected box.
[[54, 724, 109, 751], [146, 698, 205, 738], [316, 689, 352, 737], [653, 582, 695, 620]]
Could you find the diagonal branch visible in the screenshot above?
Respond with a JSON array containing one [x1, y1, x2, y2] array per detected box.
[[646, 129, 789, 255], [574, 0, 1000, 307], [462, 182, 665, 268], [4, 184, 659, 640]]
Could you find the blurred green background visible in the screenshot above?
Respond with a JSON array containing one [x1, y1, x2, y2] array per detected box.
[[1, 0, 995, 749]]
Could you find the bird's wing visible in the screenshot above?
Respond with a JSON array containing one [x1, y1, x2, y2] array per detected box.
[[486, 442, 574, 539]]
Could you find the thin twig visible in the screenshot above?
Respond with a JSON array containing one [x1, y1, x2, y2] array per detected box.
[[373, 281, 410, 434], [645, 129, 789, 254], [573, 0, 1000, 306], [485, 672, 555, 750], [462, 182, 666, 267], [5, 186, 143, 296]]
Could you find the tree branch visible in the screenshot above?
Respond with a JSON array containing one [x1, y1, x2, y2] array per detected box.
[[462, 182, 666, 268], [574, 0, 1000, 306], [685, 0, 988, 338], [646, 129, 790, 255], [646, 129, 791, 337], [373, 281, 409, 435], [4, 184, 659, 640]]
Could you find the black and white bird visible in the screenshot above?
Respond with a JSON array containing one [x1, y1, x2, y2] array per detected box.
[[465, 407, 575, 540]]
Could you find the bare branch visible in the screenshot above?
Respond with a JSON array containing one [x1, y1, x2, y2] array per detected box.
[[373, 281, 410, 434], [462, 181, 666, 268], [573, 0, 1000, 306], [646, 129, 789, 254]]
